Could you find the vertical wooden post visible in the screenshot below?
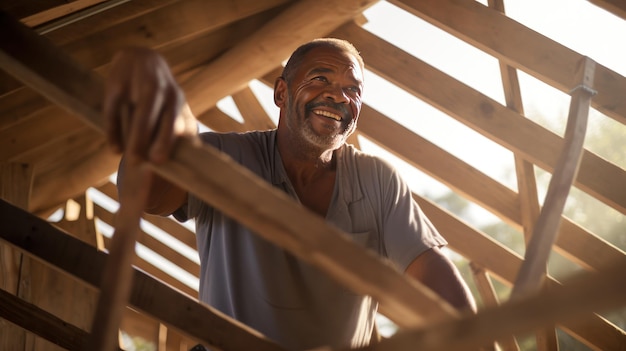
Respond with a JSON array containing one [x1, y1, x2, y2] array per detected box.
[[470, 262, 520, 351], [0, 162, 34, 350]]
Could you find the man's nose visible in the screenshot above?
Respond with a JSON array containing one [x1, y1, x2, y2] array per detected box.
[[323, 83, 349, 103]]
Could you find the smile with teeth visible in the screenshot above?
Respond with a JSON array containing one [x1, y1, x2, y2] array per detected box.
[[313, 109, 342, 121]]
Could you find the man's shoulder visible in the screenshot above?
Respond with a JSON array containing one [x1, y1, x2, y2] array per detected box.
[[341, 143, 396, 174]]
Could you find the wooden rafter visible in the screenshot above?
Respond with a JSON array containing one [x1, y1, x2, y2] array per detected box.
[[588, 0, 626, 20], [344, 256, 626, 351], [182, 0, 381, 115], [0, 199, 284, 351], [392, 0, 626, 126], [335, 23, 626, 216]]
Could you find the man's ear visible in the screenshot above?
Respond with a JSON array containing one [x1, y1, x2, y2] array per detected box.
[[274, 77, 287, 108]]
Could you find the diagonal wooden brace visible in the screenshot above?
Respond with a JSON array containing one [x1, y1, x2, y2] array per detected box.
[[511, 57, 597, 299]]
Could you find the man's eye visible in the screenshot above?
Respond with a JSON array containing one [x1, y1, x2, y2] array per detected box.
[[313, 76, 328, 82]]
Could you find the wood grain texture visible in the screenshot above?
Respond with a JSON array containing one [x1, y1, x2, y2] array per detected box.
[[0, 199, 285, 351], [392, 0, 626, 126]]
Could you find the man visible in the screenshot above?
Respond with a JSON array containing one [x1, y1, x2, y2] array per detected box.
[[105, 38, 476, 350]]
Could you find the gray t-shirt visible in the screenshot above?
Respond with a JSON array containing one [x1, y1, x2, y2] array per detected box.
[[181, 129, 446, 350]]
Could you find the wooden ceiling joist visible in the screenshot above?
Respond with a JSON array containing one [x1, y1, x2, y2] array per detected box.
[[588, 0, 626, 21], [414, 194, 625, 351], [0, 199, 284, 351], [393, 0, 626, 126], [336, 23, 626, 216], [233, 86, 276, 131], [182, 0, 380, 115], [61, 0, 291, 73], [348, 256, 626, 351]]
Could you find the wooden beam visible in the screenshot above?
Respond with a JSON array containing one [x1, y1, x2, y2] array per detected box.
[[391, 0, 626, 127], [345, 257, 626, 351], [415, 194, 626, 350], [0, 105, 84, 162], [336, 23, 626, 216], [488, 0, 557, 347], [358, 105, 522, 227], [511, 58, 595, 299], [0, 162, 33, 350], [100, 234, 198, 297], [163, 7, 285, 77], [470, 263, 520, 351], [233, 86, 276, 130], [95, 181, 197, 250], [20, 0, 108, 28], [42, 0, 181, 46], [0, 199, 284, 351], [182, 0, 381, 116], [94, 204, 200, 278], [30, 136, 119, 214], [0, 87, 48, 131], [588, 0, 626, 20], [196, 107, 248, 132], [0, 288, 124, 351], [60, 0, 291, 77], [0, 6, 460, 329]]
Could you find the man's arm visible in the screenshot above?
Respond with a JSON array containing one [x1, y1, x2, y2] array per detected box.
[[405, 246, 477, 313], [104, 47, 197, 216]]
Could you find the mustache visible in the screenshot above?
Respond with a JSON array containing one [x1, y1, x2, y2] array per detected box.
[[305, 101, 350, 120]]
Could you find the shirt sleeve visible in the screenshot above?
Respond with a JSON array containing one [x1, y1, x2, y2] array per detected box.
[[379, 164, 448, 272]]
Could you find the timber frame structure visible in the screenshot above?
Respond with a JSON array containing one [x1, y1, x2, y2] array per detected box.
[[1, 0, 625, 350]]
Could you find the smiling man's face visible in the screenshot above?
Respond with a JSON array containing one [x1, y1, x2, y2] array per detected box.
[[276, 45, 364, 152]]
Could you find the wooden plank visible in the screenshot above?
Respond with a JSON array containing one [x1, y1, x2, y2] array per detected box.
[[0, 288, 124, 351], [0, 162, 33, 350], [95, 181, 198, 251], [588, 0, 626, 20], [61, 0, 291, 76], [0, 87, 49, 131], [42, 0, 181, 46], [391, 0, 626, 126], [20, 0, 108, 27], [232, 86, 276, 131], [94, 204, 200, 278], [554, 219, 625, 271], [0, 4, 463, 329], [196, 107, 247, 132], [357, 105, 522, 227], [469, 263, 520, 351], [487, 0, 557, 347], [30, 136, 119, 214], [100, 234, 198, 298], [0, 11, 105, 132], [16, 126, 95, 173], [163, 8, 284, 77], [87, 157, 149, 351], [0, 105, 84, 162], [415, 194, 626, 350], [335, 23, 626, 216], [0, 199, 284, 351], [345, 257, 626, 351], [182, 0, 380, 116], [512, 58, 595, 299]]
